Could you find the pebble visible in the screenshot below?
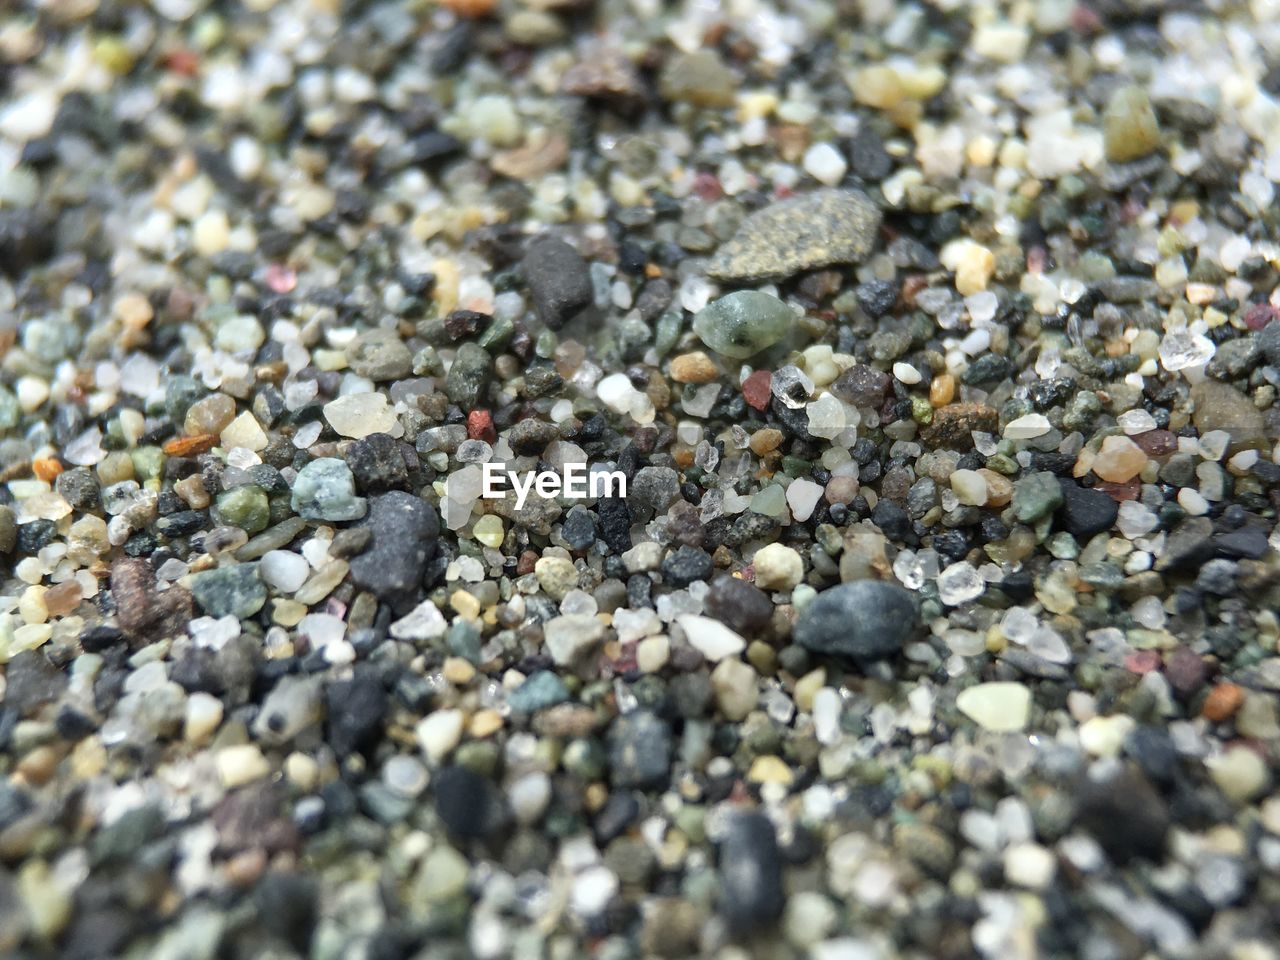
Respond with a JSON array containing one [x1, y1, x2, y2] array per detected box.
[[658, 50, 736, 107], [433, 764, 506, 839], [1103, 86, 1162, 163], [719, 812, 785, 933], [348, 492, 439, 602], [1058, 481, 1119, 537], [290, 458, 366, 522], [344, 329, 412, 381], [523, 236, 593, 329], [543, 614, 606, 666], [189, 563, 267, 619], [711, 658, 759, 720], [692, 291, 794, 359], [955, 682, 1031, 732], [752, 542, 803, 590], [707, 190, 882, 283], [216, 745, 270, 788], [607, 710, 672, 788], [676, 613, 746, 661], [323, 393, 399, 439], [793, 580, 919, 662], [1075, 766, 1169, 863]]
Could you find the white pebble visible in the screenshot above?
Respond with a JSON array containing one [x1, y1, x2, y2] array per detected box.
[[892, 362, 921, 385], [802, 143, 848, 186]]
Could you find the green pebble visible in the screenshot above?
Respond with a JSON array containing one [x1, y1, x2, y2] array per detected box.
[[692, 291, 793, 360], [189, 562, 267, 618], [130, 446, 165, 482], [1012, 471, 1063, 524], [213, 485, 270, 535], [477, 316, 514, 351], [654, 310, 683, 357], [291, 458, 366, 522]]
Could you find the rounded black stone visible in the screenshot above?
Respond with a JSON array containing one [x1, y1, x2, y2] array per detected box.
[[792, 580, 920, 663]]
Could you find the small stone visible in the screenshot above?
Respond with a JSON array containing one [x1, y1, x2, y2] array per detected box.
[[607, 710, 672, 788], [220, 411, 268, 451], [444, 342, 493, 408], [950, 469, 988, 506], [216, 744, 270, 788], [509, 670, 571, 713], [707, 189, 882, 284], [433, 764, 507, 839], [535, 556, 579, 601], [753, 542, 803, 590], [416, 709, 465, 764], [349, 492, 440, 603], [693, 291, 793, 359], [669, 351, 719, 383], [1191, 379, 1267, 452], [212, 485, 271, 535], [323, 393, 399, 439], [1207, 745, 1270, 803], [259, 550, 310, 593], [955, 681, 1031, 732], [793, 580, 919, 662], [711, 657, 758, 720], [719, 811, 784, 934], [1103, 86, 1162, 163], [802, 142, 847, 186], [325, 671, 387, 755], [110, 557, 193, 642], [1003, 842, 1056, 889], [523, 236, 593, 329], [894, 822, 956, 879], [345, 329, 413, 381], [676, 614, 746, 661], [1004, 413, 1051, 440], [1058, 481, 1119, 536], [1075, 765, 1169, 863], [704, 575, 775, 635], [189, 563, 267, 619], [1011, 471, 1064, 523], [346, 433, 409, 493], [658, 50, 736, 107], [543, 614, 605, 666], [1091, 435, 1148, 483]]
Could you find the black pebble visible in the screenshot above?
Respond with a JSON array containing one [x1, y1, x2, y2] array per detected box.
[[434, 764, 507, 840], [1057, 480, 1119, 537], [718, 811, 785, 934], [523, 235, 593, 329]]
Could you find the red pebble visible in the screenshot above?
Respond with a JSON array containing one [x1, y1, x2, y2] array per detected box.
[[467, 409, 496, 444], [1125, 650, 1162, 675], [1132, 429, 1178, 457], [163, 48, 200, 76], [692, 171, 723, 202], [742, 369, 772, 411], [1243, 302, 1280, 331], [1096, 478, 1140, 501]]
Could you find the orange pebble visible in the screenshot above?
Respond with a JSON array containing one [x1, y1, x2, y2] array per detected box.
[[1202, 682, 1245, 723], [163, 433, 219, 457], [440, 0, 496, 17], [929, 374, 955, 407], [32, 458, 64, 482]]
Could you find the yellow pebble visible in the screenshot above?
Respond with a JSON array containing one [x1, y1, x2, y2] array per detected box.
[[451, 589, 481, 619], [443, 657, 477, 685], [747, 755, 794, 785], [19, 585, 48, 625], [473, 513, 505, 549], [469, 709, 503, 738]]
